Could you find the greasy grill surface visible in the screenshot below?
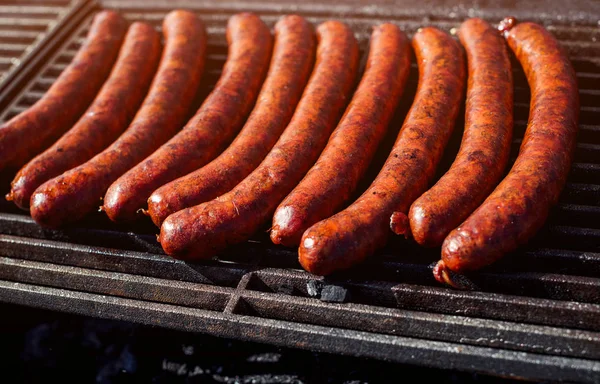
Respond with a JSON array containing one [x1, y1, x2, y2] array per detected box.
[[0, 0, 599, 381], [0, 0, 90, 108]]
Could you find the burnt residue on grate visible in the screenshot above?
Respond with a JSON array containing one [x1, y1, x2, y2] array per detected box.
[[0, 0, 599, 382]]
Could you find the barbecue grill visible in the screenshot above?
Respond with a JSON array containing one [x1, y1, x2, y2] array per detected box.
[[0, 0, 599, 382]]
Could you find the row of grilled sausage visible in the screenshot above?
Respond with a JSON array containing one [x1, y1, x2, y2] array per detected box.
[[0, 9, 579, 288]]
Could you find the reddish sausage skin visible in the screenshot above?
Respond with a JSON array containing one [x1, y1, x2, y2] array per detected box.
[[7, 22, 161, 210], [103, 13, 273, 222], [435, 20, 579, 285], [0, 11, 127, 171], [159, 20, 360, 259], [408, 18, 513, 247], [30, 10, 207, 228], [147, 15, 315, 227], [299, 27, 465, 276], [270, 24, 411, 247]]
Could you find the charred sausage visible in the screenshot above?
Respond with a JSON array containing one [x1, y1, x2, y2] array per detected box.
[[7, 22, 161, 210], [30, 10, 207, 228], [270, 24, 411, 247], [408, 18, 513, 247], [159, 20, 360, 259], [434, 19, 579, 287], [102, 13, 273, 222], [146, 15, 315, 227], [299, 27, 465, 276], [0, 10, 127, 172]]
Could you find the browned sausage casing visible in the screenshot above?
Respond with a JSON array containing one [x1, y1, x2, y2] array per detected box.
[[299, 27, 465, 276], [0, 11, 127, 172], [7, 22, 161, 210], [159, 19, 360, 259], [146, 15, 315, 227], [102, 13, 273, 222], [29, 10, 207, 228], [408, 18, 513, 247], [434, 20, 579, 285], [270, 24, 411, 247]]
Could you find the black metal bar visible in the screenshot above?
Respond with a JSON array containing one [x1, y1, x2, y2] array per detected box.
[[0, 256, 232, 311], [0, 235, 248, 286], [237, 291, 600, 359], [251, 268, 600, 331]]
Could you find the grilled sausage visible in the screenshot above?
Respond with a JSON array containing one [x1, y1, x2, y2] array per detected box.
[[299, 27, 465, 276], [408, 18, 513, 247], [159, 20, 360, 259], [30, 10, 207, 228], [7, 22, 161, 210], [146, 15, 315, 227], [102, 13, 273, 222], [270, 24, 411, 247], [434, 19, 579, 287], [0, 11, 127, 172]]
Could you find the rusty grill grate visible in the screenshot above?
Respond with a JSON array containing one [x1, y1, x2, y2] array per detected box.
[[0, 0, 599, 382]]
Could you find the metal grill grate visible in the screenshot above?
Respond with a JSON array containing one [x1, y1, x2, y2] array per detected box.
[[0, 0, 92, 110], [0, 0, 599, 382]]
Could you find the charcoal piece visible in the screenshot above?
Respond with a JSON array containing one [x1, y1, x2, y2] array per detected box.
[[306, 280, 324, 297], [320, 285, 349, 303]]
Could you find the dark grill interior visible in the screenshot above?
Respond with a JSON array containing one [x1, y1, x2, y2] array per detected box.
[[0, 0, 599, 382]]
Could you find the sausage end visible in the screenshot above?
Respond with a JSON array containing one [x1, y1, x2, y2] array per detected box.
[[407, 203, 447, 247], [8, 173, 34, 210], [147, 191, 171, 227], [298, 221, 357, 276], [159, 208, 220, 260], [102, 185, 141, 223], [432, 260, 477, 290], [390, 211, 411, 238], [298, 234, 331, 276], [440, 229, 469, 272], [30, 190, 63, 229], [159, 214, 193, 258], [441, 227, 504, 273], [270, 205, 305, 246], [497, 16, 518, 37]]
